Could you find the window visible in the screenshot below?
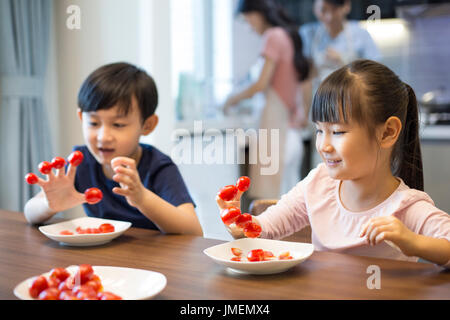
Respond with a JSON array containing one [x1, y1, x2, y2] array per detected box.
[[170, 0, 233, 121]]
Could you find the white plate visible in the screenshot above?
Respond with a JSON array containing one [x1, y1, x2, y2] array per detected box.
[[204, 238, 314, 275], [39, 217, 132, 246], [14, 265, 167, 300]]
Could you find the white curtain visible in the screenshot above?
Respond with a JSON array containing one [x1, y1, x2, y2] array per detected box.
[[0, 0, 52, 211]]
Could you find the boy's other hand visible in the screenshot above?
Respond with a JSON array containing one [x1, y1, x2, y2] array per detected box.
[[111, 157, 146, 208]]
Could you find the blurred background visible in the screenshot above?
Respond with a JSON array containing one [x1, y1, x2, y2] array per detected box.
[[1, 0, 449, 240]]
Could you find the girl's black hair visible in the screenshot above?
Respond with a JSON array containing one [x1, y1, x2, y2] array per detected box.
[[236, 0, 310, 81], [78, 62, 158, 123], [312, 59, 424, 191]]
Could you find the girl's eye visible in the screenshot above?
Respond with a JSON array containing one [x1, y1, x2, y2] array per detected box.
[[333, 131, 346, 135], [113, 123, 126, 128], [88, 122, 98, 127]]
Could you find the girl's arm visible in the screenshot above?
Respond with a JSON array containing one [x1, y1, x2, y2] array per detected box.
[[360, 216, 450, 267], [224, 57, 276, 110]]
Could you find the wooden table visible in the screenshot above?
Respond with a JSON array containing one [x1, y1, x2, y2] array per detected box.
[[1, 209, 449, 300]]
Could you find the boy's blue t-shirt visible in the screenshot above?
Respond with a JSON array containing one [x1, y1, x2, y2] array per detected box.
[[73, 144, 195, 230]]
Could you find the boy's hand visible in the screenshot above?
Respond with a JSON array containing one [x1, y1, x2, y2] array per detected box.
[[34, 164, 86, 212], [359, 216, 418, 257], [111, 157, 146, 208]]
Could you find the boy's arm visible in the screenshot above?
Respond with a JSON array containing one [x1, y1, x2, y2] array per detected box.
[[135, 192, 203, 236], [24, 191, 57, 224]]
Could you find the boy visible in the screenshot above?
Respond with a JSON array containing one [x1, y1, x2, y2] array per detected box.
[[24, 62, 203, 236]]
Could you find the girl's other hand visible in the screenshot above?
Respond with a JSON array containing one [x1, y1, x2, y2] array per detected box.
[[359, 216, 418, 256]]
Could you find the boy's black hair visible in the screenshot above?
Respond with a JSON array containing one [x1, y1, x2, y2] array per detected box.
[[78, 62, 158, 122]]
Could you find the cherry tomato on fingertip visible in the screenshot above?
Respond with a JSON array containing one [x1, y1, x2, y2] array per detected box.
[[235, 213, 252, 229], [25, 173, 39, 185], [67, 150, 84, 166], [221, 207, 241, 225], [84, 188, 103, 205], [236, 176, 251, 192], [243, 222, 262, 238], [51, 156, 66, 169], [38, 161, 53, 175], [218, 185, 238, 201]]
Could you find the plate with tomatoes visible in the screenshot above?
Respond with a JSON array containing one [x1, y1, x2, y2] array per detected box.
[[39, 217, 132, 246], [204, 238, 314, 275], [13, 264, 167, 300]]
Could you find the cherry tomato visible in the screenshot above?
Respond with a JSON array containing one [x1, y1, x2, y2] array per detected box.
[[217, 185, 238, 201], [263, 251, 275, 260], [84, 188, 103, 205], [25, 173, 39, 185], [230, 257, 241, 262], [49, 267, 70, 282], [243, 222, 262, 238], [221, 207, 241, 225], [98, 291, 122, 300], [59, 230, 74, 235], [28, 275, 49, 298], [51, 156, 66, 169], [38, 161, 53, 175], [236, 176, 251, 192], [74, 264, 94, 284], [278, 251, 293, 260], [99, 223, 115, 233], [74, 285, 98, 300], [59, 290, 79, 300], [231, 247, 243, 256], [67, 150, 84, 166], [38, 287, 60, 300], [47, 277, 61, 289], [235, 213, 252, 229], [247, 249, 265, 262], [75, 226, 86, 234], [58, 276, 75, 292], [84, 274, 102, 292]]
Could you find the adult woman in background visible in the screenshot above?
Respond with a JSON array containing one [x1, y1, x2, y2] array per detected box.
[[300, 0, 380, 93], [224, 0, 311, 200]]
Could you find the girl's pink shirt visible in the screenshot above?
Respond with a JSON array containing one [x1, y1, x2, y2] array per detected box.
[[261, 27, 298, 112], [257, 163, 450, 268]]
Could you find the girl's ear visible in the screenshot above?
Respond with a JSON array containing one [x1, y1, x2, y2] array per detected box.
[[141, 114, 158, 136], [379, 116, 402, 149]]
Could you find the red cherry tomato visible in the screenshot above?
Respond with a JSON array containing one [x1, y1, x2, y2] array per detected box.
[[236, 176, 251, 192], [59, 230, 74, 235], [84, 188, 103, 205], [28, 275, 49, 298], [221, 207, 241, 225], [247, 249, 265, 262], [98, 291, 122, 300], [47, 277, 61, 289], [49, 267, 70, 282], [76, 226, 86, 234], [99, 223, 115, 233], [51, 156, 66, 169], [278, 251, 293, 260], [59, 290, 79, 300], [67, 150, 84, 166], [235, 213, 252, 228], [230, 256, 242, 262], [243, 222, 262, 238], [38, 287, 60, 300], [231, 247, 243, 256], [25, 173, 39, 185], [217, 185, 238, 201], [74, 264, 94, 285], [38, 161, 53, 175], [74, 285, 98, 300]]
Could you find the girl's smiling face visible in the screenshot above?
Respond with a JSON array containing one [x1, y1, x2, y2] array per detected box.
[[315, 120, 380, 181]]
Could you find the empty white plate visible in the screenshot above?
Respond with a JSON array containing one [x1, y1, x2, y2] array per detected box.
[[204, 238, 314, 275], [14, 265, 167, 300], [39, 217, 132, 246]]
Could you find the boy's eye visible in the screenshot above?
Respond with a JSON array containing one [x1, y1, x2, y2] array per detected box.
[[113, 123, 126, 128], [88, 122, 98, 127]]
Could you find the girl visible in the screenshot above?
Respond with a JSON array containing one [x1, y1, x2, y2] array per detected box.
[[224, 0, 311, 199], [217, 60, 450, 267]]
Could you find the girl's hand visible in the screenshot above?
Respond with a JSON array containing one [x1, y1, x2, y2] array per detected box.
[[360, 216, 418, 257], [35, 164, 86, 212], [111, 157, 146, 208]]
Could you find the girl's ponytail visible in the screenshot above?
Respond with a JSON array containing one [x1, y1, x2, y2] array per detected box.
[[397, 83, 424, 191]]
